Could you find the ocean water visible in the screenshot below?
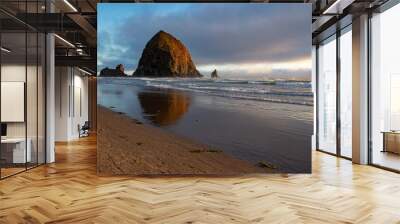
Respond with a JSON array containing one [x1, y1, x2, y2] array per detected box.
[[98, 77, 313, 173], [104, 77, 313, 106]]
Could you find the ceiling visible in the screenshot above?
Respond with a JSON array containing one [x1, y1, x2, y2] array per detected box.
[[0, 0, 391, 73]]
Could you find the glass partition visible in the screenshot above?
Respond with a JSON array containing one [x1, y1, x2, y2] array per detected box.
[[316, 25, 353, 159], [339, 27, 352, 158], [1, 31, 28, 177], [317, 35, 337, 154], [27, 31, 38, 169], [0, 1, 46, 179], [26, 0, 46, 170], [370, 3, 400, 171]]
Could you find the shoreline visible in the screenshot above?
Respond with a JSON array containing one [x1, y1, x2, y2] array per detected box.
[[97, 106, 272, 175], [98, 77, 314, 107]]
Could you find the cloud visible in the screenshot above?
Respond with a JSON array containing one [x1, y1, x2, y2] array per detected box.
[[98, 4, 311, 78], [97, 30, 134, 71]]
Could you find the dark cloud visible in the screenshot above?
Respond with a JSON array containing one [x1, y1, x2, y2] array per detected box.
[[98, 4, 311, 76]]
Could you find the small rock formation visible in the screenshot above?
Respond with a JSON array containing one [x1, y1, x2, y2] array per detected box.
[[100, 64, 127, 77], [133, 30, 202, 77], [211, 69, 218, 79]]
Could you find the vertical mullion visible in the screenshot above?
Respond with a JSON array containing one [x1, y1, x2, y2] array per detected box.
[[69, 69, 71, 118], [316, 45, 320, 150], [336, 29, 341, 157], [44, 0, 47, 164], [44, 35, 47, 164], [25, 0, 28, 171], [73, 68, 75, 118], [36, 0, 39, 167], [367, 11, 373, 165], [60, 69, 62, 117], [0, 22, 2, 179]]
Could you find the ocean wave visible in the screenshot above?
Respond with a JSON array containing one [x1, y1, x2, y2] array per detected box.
[[99, 77, 313, 106], [276, 81, 311, 88], [168, 83, 313, 96], [212, 79, 276, 85], [101, 77, 311, 87], [145, 81, 313, 106]]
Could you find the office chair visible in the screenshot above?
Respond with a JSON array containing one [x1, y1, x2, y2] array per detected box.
[[79, 121, 90, 138]]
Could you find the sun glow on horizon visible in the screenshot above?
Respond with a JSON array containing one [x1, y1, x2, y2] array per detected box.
[[117, 58, 311, 79], [197, 58, 311, 76]]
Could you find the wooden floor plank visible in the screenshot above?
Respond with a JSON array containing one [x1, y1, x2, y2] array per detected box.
[[0, 135, 399, 223]]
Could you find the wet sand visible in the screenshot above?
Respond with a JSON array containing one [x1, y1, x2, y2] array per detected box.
[[97, 106, 269, 175], [98, 78, 313, 173]]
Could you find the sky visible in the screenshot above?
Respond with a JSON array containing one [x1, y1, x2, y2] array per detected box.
[[98, 3, 311, 80]]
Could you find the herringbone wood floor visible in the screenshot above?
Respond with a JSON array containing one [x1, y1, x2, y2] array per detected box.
[[1, 135, 400, 224]]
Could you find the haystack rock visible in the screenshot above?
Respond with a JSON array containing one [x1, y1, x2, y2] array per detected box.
[[133, 30, 202, 77]]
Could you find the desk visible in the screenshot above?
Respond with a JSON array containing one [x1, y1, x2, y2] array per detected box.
[[1, 138, 31, 163], [382, 131, 400, 154]]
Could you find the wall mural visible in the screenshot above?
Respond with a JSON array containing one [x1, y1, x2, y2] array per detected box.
[[97, 3, 313, 175]]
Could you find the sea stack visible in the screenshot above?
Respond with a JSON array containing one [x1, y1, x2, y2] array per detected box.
[[100, 64, 128, 77], [211, 69, 218, 78], [133, 30, 202, 77]]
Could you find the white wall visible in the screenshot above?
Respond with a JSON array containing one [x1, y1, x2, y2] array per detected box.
[[55, 67, 89, 141], [55, 66, 70, 141], [370, 4, 400, 165], [71, 73, 89, 138]]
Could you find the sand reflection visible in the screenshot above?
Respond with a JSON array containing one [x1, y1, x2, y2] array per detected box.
[[137, 89, 191, 126]]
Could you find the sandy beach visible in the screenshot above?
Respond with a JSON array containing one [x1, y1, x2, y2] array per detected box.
[[97, 106, 269, 175], [98, 77, 313, 173]]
